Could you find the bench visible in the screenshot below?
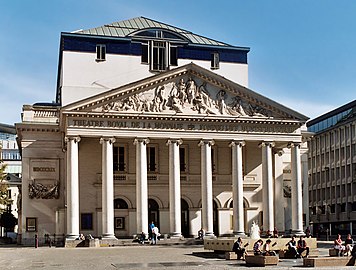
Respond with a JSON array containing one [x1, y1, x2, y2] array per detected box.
[[279, 249, 319, 258], [245, 255, 278, 266], [303, 256, 355, 267], [329, 248, 341, 257]]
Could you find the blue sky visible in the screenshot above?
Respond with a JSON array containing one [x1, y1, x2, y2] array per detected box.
[[1, 0, 355, 125]]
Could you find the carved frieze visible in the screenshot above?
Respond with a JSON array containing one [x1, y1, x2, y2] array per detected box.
[[94, 78, 271, 117], [29, 181, 59, 199]]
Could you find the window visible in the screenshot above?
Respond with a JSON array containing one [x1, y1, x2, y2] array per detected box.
[[113, 146, 126, 172], [26, 217, 37, 232], [211, 52, 220, 69], [211, 147, 217, 173], [152, 41, 166, 71], [81, 213, 93, 230], [170, 46, 178, 66], [147, 146, 157, 172], [141, 41, 178, 71], [179, 146, 188, 172], [96, 44, 106, 61]]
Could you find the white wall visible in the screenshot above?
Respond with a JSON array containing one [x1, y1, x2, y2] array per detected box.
[[61, 51, 248, 106]]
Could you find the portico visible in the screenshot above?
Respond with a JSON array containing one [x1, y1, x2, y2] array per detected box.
[[17, 63, 309, 245]]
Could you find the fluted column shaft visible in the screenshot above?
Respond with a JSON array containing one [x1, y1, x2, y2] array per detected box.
[[167, 139, 182, 238], [260, 141, 274, 233], [230, 140, 245, 236], [199, 139, 215, 237], [290, 142, 304, 235], [134, 138, 149, 235], [65, 136, 81, 239], [100, 137, 116, 239]]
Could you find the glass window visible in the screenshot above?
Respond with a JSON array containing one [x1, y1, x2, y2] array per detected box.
[[141, 43, 148, 63], [211, 52, 220, 69], [147, 146, 157, 172], [151, 41, 166, 71], [170, 46, 178, 66], [96, 44, 106, 61], [179, 146, 188, 172], [81, 213, 93, 230], [113, 146, 126, 172]]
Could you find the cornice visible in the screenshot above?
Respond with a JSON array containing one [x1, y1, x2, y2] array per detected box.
[[62, 111, 302, 126]]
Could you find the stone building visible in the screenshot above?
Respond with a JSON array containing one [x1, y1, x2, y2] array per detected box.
[[307, 100, 356, 236], [16, 17, 309, 245]]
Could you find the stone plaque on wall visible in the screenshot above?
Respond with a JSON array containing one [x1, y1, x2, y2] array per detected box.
[[29, 159, 60, 199]]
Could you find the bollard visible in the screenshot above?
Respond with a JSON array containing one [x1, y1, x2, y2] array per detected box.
[[35, 234, 39, 248]]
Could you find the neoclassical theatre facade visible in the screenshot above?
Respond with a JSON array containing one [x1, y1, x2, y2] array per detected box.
[[16, 17, 309, 244]]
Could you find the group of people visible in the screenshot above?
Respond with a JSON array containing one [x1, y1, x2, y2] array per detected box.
[[286, 236, 310, 258], [232, 235, 310, 260], [333, 233, 355, 256], [138, 221, 161, 245]]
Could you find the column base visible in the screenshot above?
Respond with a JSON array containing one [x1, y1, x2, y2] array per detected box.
[[101, 234, 117, 240], [170, 232, 183, 239], [292, 230, 305, 236], [233, 231, 246, 237], [204, 231, 216, 238]]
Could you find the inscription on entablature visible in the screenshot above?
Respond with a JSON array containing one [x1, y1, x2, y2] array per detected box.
[[69, 119, 297, 134]]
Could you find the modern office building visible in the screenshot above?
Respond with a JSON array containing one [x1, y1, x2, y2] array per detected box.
[[307, 100, 356, 236], [16, 17, 309, 245], [0, 123, 22, 235]]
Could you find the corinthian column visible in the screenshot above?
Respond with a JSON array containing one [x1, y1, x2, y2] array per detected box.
[[167, 139, 183, 238], [134, 138, 150, 235], [199, 139, 215, 237], [289, 142, 304, 235], [229, 140, 245, 236], [65, 136, 81, 240], [100, 137, 116, 239], [260, 141, 275, 234]]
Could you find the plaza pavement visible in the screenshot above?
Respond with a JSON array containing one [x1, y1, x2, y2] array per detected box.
[[0, 240, 352, 270]]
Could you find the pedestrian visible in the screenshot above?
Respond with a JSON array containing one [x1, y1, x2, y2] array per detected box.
[[286, 236, 299, 258], [149, 221, 155, 240], [263, 239, 276, 256], [334, 234, 346, 256], [151, 226, 160, 245], [253, 239, 263, 255], [232, 237, 246, 260], [297, 235, 310, 258], [345, 234, 354, 256]]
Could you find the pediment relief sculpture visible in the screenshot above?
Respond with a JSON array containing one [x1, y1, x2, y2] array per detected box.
[[94, 77, 271, 118]]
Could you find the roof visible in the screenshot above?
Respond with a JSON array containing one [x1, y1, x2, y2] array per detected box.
[[0, 123, 16, 135], [73, 16, 244, 48]]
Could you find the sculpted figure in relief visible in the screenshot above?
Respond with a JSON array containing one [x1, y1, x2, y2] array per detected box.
[[151, 85, 167, 112], [216, 90, 227, 114], [168, 84, 183, 113], [185, 77, 197, 104], [193, 82, 215, 114]]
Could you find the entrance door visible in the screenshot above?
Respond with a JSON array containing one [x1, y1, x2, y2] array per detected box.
[[181, 199, 190, 237], [148, 199, 160, 229]]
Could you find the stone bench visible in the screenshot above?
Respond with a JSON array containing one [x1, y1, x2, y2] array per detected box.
[[329, 248, 341, 257], [245, 255, 278, 266], [303, 256, 356, 267], [279, 249, 319, 258]]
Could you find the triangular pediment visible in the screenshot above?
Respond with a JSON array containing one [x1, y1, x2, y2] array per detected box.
[[62, 63, 308, 122]]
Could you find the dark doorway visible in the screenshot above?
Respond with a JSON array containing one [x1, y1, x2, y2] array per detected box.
[[148, 199, 160, 229], [181, 199, 190, 237], [213, 200, 219, 236]]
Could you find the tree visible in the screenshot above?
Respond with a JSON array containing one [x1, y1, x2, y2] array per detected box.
[[0, 147, 11, 215]]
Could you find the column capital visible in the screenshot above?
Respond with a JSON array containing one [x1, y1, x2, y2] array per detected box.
[[65, 136, 81, 143], [166, 139, 183, 146], [229, 140, 245, 148], [198, 139, 215, 147], [288, 142, 301, 148], [99, 137, 116, 144], [258, 141, 275, 148], [133, 138, 150, 145]]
